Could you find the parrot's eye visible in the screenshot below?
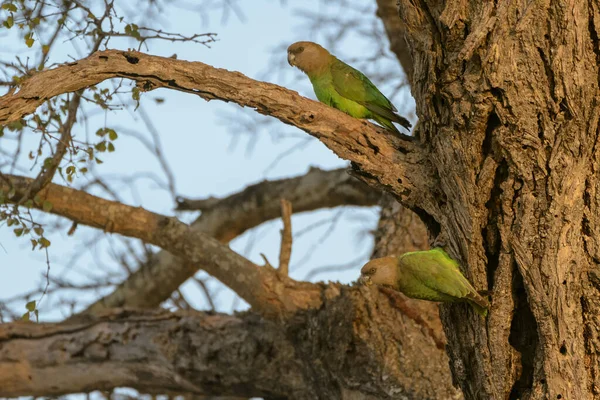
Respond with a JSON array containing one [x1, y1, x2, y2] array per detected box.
[[298, 46, 304, 53], [369, 268, 376, 274]]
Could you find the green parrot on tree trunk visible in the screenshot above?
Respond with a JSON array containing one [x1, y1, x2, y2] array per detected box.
[[359, 248, 489, 316], [287, 41, 411, 134]]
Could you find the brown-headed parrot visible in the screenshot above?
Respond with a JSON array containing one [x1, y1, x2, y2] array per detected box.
[[287, 41, 411, 134], [359, 248, 489, 316]]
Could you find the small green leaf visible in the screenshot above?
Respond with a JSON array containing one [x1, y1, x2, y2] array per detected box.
[[39, 237, 51, 248], [42, 200, 53, 212], [23, 199, 33, 208], [108, 129, 118, 141], [13, 227, 23, 236], [1, 3, 17, 12], [24, 32, 34, 48], [3, 15, 14, 29], [107, 142, 115, 152], [21, 312, 30, 321], [95, 141, 106, 152], [34, 226, 43, 235], [25, 300, 36, 311]]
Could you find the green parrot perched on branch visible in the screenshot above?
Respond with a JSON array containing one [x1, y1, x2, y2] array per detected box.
[[359, 248, 489, 316], [287, 41, 411, 134]]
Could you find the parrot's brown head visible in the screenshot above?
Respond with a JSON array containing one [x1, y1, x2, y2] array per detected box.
[[359, 256, 398, 287], [287, 41, 331, 75]]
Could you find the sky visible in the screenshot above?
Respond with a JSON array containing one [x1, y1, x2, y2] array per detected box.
[[0, 0, 411, 321]]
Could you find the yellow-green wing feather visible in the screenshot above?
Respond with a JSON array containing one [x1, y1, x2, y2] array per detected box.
[[329, 59, 410, 130], [399, 249, 475, 299]]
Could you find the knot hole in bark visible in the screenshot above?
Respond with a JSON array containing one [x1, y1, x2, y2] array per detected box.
[[124, 53, 139, 64], [508, 266, 539, 400]]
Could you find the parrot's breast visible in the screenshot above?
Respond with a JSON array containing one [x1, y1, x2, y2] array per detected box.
[[309, 76, 371, 119]]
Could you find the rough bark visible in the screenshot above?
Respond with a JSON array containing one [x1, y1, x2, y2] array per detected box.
[[0, 289, 458, 400], [395, 0, 600, 398], [82, 167, 379, 315]]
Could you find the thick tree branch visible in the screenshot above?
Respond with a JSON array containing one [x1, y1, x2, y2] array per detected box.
[[83, 167, 379, 314], [0, 49, 435, 213], [1, 175, 323, 317], [0, 288, 458, 399], [0, 310, 307, 398]]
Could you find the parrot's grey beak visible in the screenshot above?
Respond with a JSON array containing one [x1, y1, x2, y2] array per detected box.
[[358, 275, 372, 286], [287, 52, 295, 67]]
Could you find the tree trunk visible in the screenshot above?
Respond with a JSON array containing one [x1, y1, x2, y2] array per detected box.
[[397, 1, 600, 398]]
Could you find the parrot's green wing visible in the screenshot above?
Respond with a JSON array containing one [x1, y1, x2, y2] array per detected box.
[[399, 249, 476, 299], [329, 59, 410, 129]]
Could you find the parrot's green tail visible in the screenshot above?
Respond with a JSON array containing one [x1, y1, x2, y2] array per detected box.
[[373, 113, 412, 135], [467, 291, 490, 317], [468, 300, 489, 317], [373, 115, 400, 134]]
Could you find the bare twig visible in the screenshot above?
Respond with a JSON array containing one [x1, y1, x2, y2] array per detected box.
[[278, 199, 293, 276], [16, 91, 82, 204]]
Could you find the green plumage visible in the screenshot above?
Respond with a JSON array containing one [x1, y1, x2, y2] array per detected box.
[[287, 41, 411, 133], [360, 248, 489, 316]]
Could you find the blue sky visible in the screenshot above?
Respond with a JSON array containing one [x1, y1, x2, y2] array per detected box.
[[0, 0, 410, 320]]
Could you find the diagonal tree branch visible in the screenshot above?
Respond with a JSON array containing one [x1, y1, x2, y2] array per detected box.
[[0, 49, 436, 215], [82, 167, 380, 314], [0, 175, 324, 317], [17, 91, 82, 204], [376, 0, 414, 81]]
